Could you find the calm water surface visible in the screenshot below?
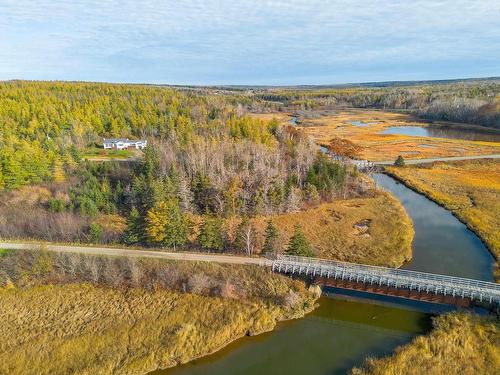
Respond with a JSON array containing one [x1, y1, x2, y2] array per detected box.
[[154, 297, 431, 375], [150, 174, 494, 375], [374, 173, 494, 281], [381, 126, 500, 143]]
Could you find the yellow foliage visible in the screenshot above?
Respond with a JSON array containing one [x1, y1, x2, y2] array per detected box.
[[145, 201, 169, 243], [92, 214, 127, 235]]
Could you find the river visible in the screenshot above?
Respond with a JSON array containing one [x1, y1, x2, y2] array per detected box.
[[153, 174, 494, 375]]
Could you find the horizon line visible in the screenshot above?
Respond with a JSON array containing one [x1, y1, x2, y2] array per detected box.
[[1, 76, 499, 89]]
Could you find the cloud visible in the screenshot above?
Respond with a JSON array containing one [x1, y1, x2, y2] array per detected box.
[[0, 0, 498, 84]]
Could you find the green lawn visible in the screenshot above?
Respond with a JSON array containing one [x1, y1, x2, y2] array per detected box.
[[82, 147, 137, 159], [0, 249, 13, 257]]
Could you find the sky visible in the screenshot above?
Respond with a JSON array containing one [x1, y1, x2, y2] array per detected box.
[[0, 0, 499, 85]]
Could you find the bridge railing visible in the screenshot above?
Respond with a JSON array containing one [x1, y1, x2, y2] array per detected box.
[[272, 255, 500, 305]]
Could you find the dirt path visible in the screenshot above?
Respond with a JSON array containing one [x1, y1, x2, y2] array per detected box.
[[374, 154, 500, 165], [0, 242, 272, 266]]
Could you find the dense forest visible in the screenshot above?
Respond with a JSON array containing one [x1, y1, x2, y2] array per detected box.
[[0, 80, 249, 189], [0, 81, 361, 255], [6, 79, 496, 254], [1, 80, 498, 192], [250, 80, 500, 128]]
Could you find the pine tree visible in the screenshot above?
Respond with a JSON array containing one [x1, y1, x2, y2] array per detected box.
[[286, 225, 314, 257], [89, 223, 103, 243], [192, 173, 215, 213], [142, 146, 161, 181], [145, 199, 190, 249], [251, 188, 266, 215], [263, 219, 279, 255], [124, 207, 143, 244], [305, 183, 320, 204], [394, 155, 405, 167], [198, 215, 224, 251]]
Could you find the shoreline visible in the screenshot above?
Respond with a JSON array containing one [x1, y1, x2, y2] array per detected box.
[[149, 294, 320, 374], [382, 168, 499, 279]]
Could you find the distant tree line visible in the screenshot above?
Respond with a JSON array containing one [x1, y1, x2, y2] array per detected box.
[[253, 81, 500, 128]]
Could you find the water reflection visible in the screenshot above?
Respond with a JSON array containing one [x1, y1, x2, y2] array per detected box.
[[381, 126, 500, 143], [154, 296, 430, 375], [374, 173, 494, 281]]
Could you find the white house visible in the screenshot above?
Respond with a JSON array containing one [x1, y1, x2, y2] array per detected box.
[[103, 138, 147, 150]]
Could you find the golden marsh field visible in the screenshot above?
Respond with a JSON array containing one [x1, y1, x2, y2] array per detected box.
[[254, 109, 500, 161]]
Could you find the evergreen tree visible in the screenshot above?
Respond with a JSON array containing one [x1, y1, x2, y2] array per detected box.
[[306, 154, 346, 192], [145, 199, 190, 249], [251, 187, 266, 215], [142, 145, 161, 181], [198, 215, 224, 251], [124, 207, 143, 244], [286, 225, 314, 257], [192, 173, 216, 213], [267, 181, 285, 211], [304, 183, 320, 204], [89, 223, 103, 243], [263, 219, 279, 255], [394, 155, 405, 167]]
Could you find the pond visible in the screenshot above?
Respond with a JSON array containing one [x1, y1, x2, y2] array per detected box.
[[380, 126, 500, 143]]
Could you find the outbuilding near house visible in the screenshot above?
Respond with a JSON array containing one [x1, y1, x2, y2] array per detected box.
[[103, 138, 147, 150]]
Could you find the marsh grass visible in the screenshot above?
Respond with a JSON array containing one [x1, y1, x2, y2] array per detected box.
[[0, 284, 308, 375], [351, 313, 500, 375], [292, 109, 500, 161], [254, 191, 414, 267], [0, 250, 317, 375]]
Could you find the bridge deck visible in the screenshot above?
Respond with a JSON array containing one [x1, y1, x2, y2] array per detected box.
[[272, 255, 500, 306]]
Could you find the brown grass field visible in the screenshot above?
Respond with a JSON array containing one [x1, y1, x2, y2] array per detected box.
[[351, 313, 500, 375], [386, 159, 500, 278], [254, 109, 500, 161], [254, 190, 414, 267], [0, 257, 316, 375]]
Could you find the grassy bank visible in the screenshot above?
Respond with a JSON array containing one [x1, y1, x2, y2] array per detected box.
[[0, 250, 317, 375], [351, 312, 500, 375], [256, 190, 414, 267], [385, 159, 500, 278]]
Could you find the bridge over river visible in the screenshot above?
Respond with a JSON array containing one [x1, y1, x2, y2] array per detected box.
[[272, 255, 500, 308], [2, 241, 498, 308]]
